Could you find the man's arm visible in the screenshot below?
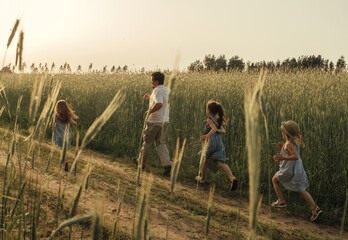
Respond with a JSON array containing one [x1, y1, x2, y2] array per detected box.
[[149, 103, 163, 114]]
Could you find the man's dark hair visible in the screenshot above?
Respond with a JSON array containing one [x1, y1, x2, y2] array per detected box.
[[152, 72, 165, 85]]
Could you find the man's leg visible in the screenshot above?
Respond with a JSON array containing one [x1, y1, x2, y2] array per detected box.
[[155, 122, 172, 167], [138, 123, 159, 167]]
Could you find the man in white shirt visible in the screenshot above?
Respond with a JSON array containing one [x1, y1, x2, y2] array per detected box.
[[134, 72, 172, 175]]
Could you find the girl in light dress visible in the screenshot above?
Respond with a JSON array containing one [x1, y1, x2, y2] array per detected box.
[[272, 120, 322, 221]]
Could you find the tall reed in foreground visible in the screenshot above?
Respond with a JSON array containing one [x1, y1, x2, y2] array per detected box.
[[16, 30, 24, 71], [134, 173, 153, 240], [244, 70, 266, 239], [112, 182, 126, 240], [70, 90, 125, 173], [49, 214, 93, 239], [340, 189, 348, 240], [170, 138, 186, 193], [205, 184, 215, 237], [0, 86, 11, 119], [2, 18, 20, 67]]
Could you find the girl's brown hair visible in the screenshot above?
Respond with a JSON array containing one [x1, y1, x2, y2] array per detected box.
[[207, 100, 225, 127], [55, 100, 78, 123]]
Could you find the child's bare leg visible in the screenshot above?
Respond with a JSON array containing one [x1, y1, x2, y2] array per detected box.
[[272, 176, 285, 202], [300, 191, 316, 210], [201, 159, 208, 181], [217, 162, 235, 181]]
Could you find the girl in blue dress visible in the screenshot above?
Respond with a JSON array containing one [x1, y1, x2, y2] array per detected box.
[[272, 120, 322, 221], [51, 100, 78, 171], [195, 100, 238, 191]]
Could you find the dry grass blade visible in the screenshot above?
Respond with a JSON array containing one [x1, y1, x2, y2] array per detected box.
[[70, 90, 124, 173], [49, 214, 93, 239], [17, 31, 24, 71], [205, 184, 215, 237], [112, 185, 126, 240], [0, 86, 12, 119], [170, 138, 186, 193], [59, 124, 70, 168], [161, 70, 177, 132], [0, 105, 5, 117], [10, 181, 27, 218], [339, 189, 348, 240], [80, 90, 125, 149], [70, 165, 92, 217], [134, 173, 153, 240], [136, 155, 143, 186], [197, 139, 210, 183], [92, 212, 102, 240], [2, 18, 20, 67], [33, 81, 61, 139], [244, 69, 265, 240], [29, 77, 45, 125]]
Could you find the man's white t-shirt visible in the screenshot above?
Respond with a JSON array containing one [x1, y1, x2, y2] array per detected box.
[[147, 85, 170, 123]]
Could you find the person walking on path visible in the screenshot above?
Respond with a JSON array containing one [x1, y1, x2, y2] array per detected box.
[[134, 72, 172, 175]]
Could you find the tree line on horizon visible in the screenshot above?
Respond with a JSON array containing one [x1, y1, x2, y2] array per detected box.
[[188, 54, 347, 73], [0, 62, 132, 74], [0, 55, 347, 74]]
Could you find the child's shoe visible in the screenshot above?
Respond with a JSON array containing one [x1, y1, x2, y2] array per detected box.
[[310, 206, 323, 222], [230, 177, 238, 191], [271, 200, 287, 208], [64, 162, 69, 172], [195, 176, 205, 183]]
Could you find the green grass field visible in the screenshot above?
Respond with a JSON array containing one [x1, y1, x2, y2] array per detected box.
[[1, 70, 347, 227]]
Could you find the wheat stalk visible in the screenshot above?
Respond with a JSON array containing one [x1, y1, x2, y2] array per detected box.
[[205, 184, 215, 237], [2, 18, 20, 67], [134, 173, 153, 240], [170, 138, 186, 193], [70, 90, 125, 173], [49, 214, 93, 239], [0, 86, 11, 119], [244, 69, 266, 239]]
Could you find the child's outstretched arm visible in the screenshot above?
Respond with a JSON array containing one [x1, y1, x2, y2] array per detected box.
[[200, 119, 217, 142], [69, 118, 77, 126], [216, 126, 226, 134], [273, 142, 299, 162]]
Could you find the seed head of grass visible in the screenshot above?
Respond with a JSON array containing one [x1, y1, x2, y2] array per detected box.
[[80, 90, 125, 149], [6, 19, 20, 48], [134, 173, 153, 240], [244, 70, 265, 239], [0, 86, 12, 119]]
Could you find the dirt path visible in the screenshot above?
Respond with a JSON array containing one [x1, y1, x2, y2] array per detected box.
[[0, 128, 346, 239]]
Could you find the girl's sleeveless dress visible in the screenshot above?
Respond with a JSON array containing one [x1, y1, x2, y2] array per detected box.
[[203, 116, 226, 162], [275, 145, 308, 192], [52, 115, 72, 149]]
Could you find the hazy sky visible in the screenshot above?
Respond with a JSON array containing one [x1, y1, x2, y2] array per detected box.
[[0, 0, 347, 71]]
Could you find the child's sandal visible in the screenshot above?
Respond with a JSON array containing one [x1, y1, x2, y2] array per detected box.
[[230, 177, 238, 191], [271, 200, 287, 208], [310, 206, 323, 222]]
